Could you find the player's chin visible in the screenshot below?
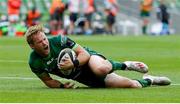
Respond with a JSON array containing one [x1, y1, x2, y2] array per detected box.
[[42, 50, 49, 56]]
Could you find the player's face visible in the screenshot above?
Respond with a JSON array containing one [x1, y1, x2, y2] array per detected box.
[[30, 32, 50, 57]]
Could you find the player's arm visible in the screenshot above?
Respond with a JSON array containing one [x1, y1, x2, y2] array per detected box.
[[61, 36, 90, 67], [39, 73, 62, 88], [73, 44, 90, 67], [37, 72, 74, 88], [59, 44, 90, 70]]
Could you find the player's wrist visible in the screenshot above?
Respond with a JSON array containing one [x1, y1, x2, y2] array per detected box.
[[59, 83, 65, 88], [73, 59, 79, 68]]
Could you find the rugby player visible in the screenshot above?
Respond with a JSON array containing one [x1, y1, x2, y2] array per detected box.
[[140, 0, 153, 34], [25, 25, 171, 88]]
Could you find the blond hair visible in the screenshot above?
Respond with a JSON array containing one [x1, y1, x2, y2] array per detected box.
[[25, 24, 44, 44]]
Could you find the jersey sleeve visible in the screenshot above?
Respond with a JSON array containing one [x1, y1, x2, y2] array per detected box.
[[29, 55, 48, 78], [30, 64, 43, 76], [50, 35, 79, 50], [30, 65, 50, 80], [60, 35, 78, 49]]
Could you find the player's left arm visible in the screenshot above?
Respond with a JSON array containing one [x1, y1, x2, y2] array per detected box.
[[59, 45, 90, 70], [60, 35, 90, 68], [73, 44, 90, 67]]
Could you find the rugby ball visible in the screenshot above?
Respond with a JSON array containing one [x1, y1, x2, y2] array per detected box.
[[57, 48, 76, 75]]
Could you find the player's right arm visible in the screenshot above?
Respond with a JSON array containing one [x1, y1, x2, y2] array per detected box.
[[30, 63, 74, 88], [37, 72, 75, 88], [38, 72, 62, 88]]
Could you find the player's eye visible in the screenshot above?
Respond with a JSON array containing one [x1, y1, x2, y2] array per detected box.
[[36, 40, 42, 44]]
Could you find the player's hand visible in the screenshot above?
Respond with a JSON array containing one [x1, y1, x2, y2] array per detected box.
[[64, 82, 76, 89], [58, 57, 74, 70]]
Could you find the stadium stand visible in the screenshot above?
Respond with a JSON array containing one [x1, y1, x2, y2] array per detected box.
[[116, 0, 180, 34], [0, 0, 180, 36]]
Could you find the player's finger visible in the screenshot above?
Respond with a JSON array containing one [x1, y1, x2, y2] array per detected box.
[[64, 82, 75, 88]]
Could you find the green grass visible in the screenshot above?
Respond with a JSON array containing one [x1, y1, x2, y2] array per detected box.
[[0, 35, 180, 103]]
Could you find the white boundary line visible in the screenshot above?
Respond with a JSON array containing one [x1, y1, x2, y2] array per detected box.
[[0, 76, 38, 80], [0, 59, 26, 63], [171, 84, 180, 86], [0, 76, 180, 86]]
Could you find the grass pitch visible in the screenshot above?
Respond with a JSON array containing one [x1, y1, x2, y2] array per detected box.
[[0, 35, 180, 103]]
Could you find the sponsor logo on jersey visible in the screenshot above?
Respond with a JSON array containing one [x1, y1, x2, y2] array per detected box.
[[44, 68, 52, 72], [47, 58, 54, 65]]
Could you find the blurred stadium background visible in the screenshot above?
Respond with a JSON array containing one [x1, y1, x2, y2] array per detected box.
[[0, 0, 180, 36]]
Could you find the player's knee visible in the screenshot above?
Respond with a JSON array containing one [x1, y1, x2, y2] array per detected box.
[[95, 65, 111, 76]]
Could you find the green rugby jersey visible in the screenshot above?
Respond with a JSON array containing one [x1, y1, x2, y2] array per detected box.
[[28, 35, 78, 78], [28, 35, 105, 79]]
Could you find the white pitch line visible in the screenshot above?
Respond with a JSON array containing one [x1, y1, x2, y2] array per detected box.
[[0, 59, 27, 63], [0, 76, 38, 80], [171, 84, 180, 86]]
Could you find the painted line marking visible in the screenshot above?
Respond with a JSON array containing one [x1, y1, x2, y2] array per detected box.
[[171, 84, 180, 86], [0, 76, 38, 80], [0, 60, 27, 63]]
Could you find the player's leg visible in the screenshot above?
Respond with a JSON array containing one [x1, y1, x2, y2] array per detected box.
[[142, 16, 150, 34], [68, 13, 78, 34], [88, 55, 148, 76], [88, 55, 135, 76], [104, 73, 152, 88], [140, 10, 150, 35], [109, 60, 148, 73], [123, 61, 148, 73], [106, 14, 115, 34], [143, 74, 171, 85], [88, 55, 113, 76], [142, 18, 148, 34]]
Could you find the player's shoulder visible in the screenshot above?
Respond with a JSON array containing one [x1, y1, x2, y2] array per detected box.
[[48, 34, 64, 42], [48, 34, 66, 44], [48, 34, 74, 46]]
